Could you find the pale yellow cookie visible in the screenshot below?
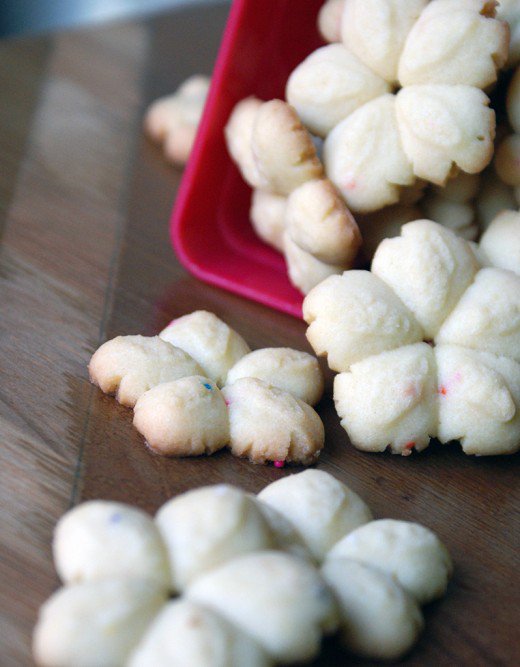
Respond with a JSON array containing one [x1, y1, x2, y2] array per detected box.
[[159, 310, 250, 387], [88, 335, 204, 407], [327, 519, 453, 605], [53, 501, 170, 589], [322, 558, 424, 660], [186, 551, 339, 664], [155, 485, 275, 592], [251, 100, 324, 195], [222, 378, 324, 465], [395, 85, 495, 185], [334, 343, 437, 455], [303, 270, 423, 373], [286, 44, 391, 137], [133, 376, 229, 456], [285, 179, 361, 265], [398, 0, 509, 88], [257, 469, 373, 562], [225, 347, 324, 406], [324, 94, 415, 212]]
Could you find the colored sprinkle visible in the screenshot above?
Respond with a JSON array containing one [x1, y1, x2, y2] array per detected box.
[[109, 513, 122, 523], [224, 398, 230, 406], [404, 441, 415, 450], [203, 382, 212, 390], [439, 386, 447, 395], [274, 460, 285, 468]]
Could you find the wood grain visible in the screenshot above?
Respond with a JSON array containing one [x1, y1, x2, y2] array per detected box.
[[0, 4, 519, 666]]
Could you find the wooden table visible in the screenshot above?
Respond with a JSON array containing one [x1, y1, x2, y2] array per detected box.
[[1, 4, 518, 665]]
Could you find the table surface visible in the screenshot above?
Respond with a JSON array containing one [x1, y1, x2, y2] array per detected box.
[[1, 4, 519, 666]]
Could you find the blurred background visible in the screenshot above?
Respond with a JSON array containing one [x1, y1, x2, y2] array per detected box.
[[0, 0, 227, 38]]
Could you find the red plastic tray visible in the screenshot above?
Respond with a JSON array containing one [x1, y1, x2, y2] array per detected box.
[[170, 0, 324, 318]]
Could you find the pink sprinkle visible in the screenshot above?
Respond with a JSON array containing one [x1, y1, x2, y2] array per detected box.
[[274, 460, 285, 468], [404, 441, 415, 450], [453, 372, 462, 382], [438, 386, 447, 396], [343, 178, 356, 190], [224, 398, 230, 406]]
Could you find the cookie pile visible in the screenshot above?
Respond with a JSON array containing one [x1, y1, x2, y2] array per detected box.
[[89, 310, 325, 466], [222, 0, 520, 292], [304, 219, 520, 456], [33, 470, 453, 666]]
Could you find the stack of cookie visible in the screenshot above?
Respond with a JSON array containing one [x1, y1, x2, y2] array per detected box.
[[225, 0, 518, 288]]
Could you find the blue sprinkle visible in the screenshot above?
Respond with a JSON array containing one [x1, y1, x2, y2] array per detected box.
[[110, 513, 122, 524], [203, 382, 213, 391]]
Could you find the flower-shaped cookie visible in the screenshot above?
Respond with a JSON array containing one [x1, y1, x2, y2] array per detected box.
[[287, 0, 509, 213], [33, 472, 453, 665], [303, 220, 520, 456], [225, 98, 362, 293], [89, 311, 325, 466]]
